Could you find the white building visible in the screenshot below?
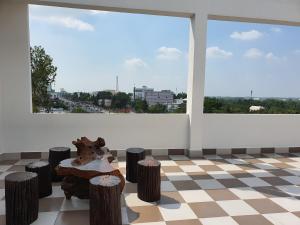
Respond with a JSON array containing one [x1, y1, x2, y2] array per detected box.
[[134, 86, 154, 100], [145, 90, 174, 106]]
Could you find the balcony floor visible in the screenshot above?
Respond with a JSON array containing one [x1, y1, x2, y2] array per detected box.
[[0, 153, 300, 224]]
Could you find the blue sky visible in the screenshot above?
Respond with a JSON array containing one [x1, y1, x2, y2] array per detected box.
[[29, 5, 300, 97]]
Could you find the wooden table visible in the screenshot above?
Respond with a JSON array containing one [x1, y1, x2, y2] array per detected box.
[[56, 158, 125, 199]]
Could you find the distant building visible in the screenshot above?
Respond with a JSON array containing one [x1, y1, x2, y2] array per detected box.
[[98, 99, 112, 107], [134, 86, 154, 100]]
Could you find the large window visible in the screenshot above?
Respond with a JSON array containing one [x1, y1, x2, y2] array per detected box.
[[29, 5, 189, 113], [204, 20, 300, 114]]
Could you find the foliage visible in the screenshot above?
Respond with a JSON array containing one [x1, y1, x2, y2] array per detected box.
[[204, 97, 300, 114], [148, 104, 167, 113], [31, 46, 57, 112], [71, 107, 88, 113], [133, 99, 148, 113], [175, 92, 187, 99], [111, 92, 130, 109]]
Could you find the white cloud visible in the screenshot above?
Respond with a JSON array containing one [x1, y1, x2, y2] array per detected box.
[[89, 10, 110, 15], [270, 27, 282, 33], [206, 46, 233, 59], [265, 52, 286, 62], [156, 47, 182, 60], [230, 30, 263, 41], [124, 58, 147, 69], [31, 15, 94, 31], [244, 48, 264, 59]]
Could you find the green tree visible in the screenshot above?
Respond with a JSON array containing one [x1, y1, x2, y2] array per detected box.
[[71, 107, 87, 113], [148, 104, 167, 113], [31, 46, 57, 112], [133, 99, 148, 113], [111, 92, 130, 109]]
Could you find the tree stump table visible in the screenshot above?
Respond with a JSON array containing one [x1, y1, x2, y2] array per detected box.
[[90, 175, 122, 225], [5, 172, 39, 225], [137, 158, 161, 202], [25, 161, 52, 198], [56, 158, 125, 199], [126, 148, 145, 182], [49, 147, 71, 182]]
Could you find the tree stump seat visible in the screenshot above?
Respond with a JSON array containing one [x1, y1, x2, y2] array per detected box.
[[126, 148, 145, 183], [25, 161, 52, 198], [5, 172, 39, 225], [137, 158, 161, 202], [90, 175, 122, 225], [48, 147, 71, 182]]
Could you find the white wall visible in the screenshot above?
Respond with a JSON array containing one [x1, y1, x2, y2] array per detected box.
[[0, 0, 300, 153]]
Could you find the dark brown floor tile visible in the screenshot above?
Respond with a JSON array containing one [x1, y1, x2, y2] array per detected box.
[[245, 199, 286, 214], [128, 206, 163, 224], [161, 175, 169, 181], [218, 179, 248, 188], [230, 171, 255, 178], [206, 189, 239, 201], [254, 186, 290, 198], [0, 215, 5, 225], [175, 160, 195, 165], [238, 164, 259, 170], [55, 210, 89, 225], [272, 163, 293, 169], [244, 158, 264, 164], [0, 160, 18, 165], [189, 202, 228, 218], [233, 215, 274, 225], [166, 219, 202, 225], [172, 180, 200, 190], [39, 197, 64, 212], [124, 183, 137, 193], [155, 156, 170, 160], [162, 166, 183, 173], [20, 152, 41, 159], [7, 165, 25, 171], [159, 192, 185, 204], [261, 176, 292, 186], [269, 169, 293, 177], [293, 211, 300, 218], [199, 165, 222, 171], [188, 172, 213, 180]]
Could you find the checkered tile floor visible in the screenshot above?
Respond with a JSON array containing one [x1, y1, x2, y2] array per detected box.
[[1, 153, 300, 225]]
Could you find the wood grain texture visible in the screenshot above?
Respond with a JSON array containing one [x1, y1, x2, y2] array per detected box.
[[126, 148, 145, 183]]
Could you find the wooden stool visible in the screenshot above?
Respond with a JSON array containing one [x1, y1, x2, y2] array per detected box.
[[48, 147, 71, 181], [137, 158, 161, 202], [5, 172, 39, 225], [126, 148, 145, 182], [89, 175, 122, 225], [25, 161, 52, 198]]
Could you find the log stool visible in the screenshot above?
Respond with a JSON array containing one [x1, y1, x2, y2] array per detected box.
[[48, 147, 71, 181], [137, 158, 161, 202], [89, 175, 122, 225], [5, 172, 39, 225], [25, 161, 52, 198], [126, 148, 145, 182]]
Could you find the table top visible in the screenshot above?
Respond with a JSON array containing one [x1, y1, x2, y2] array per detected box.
[[59, 158, 114, 173]]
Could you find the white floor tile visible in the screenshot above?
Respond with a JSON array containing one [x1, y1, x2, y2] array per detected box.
[[15, 159, 40, 165], [192, 160, 214, 166], [239, 177, 271, 187], [179, 190, 213, 203], [281, 176, 300, 185], [0, 201, 5, 215], [0, 165, 12, 171], [179, 165, 204, 173], [161, 181, 177, 192], [169, 155, 189, 161], [207, 171, 235, 179], [158, 203, 197, 221], [263, 212, 300, 225], [229, 187, 266, 199], [165, 172, 192, 181], [200, 217, 239, 225], [217, 200, 259, 216], [259, 158, 281, 163], [217, 164, 242, 171], [124, 193, 156, 207], [46, 186, 65, 198], [160, 161, 177, 167], [32, 212, 59, 225], [276, 185, 300, 197], [195, 179, 225, 190], [285, 168, 300, 176], [254, 163, 277, 170], [246, 169, 275, 177], [121, 207, 129, 224], [60, 198, 89, 211], [225, 158, 247, 165], [270, 197, 300, 212]]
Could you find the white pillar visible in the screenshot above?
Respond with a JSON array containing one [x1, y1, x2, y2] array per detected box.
[[187, 13, 208, 157]]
